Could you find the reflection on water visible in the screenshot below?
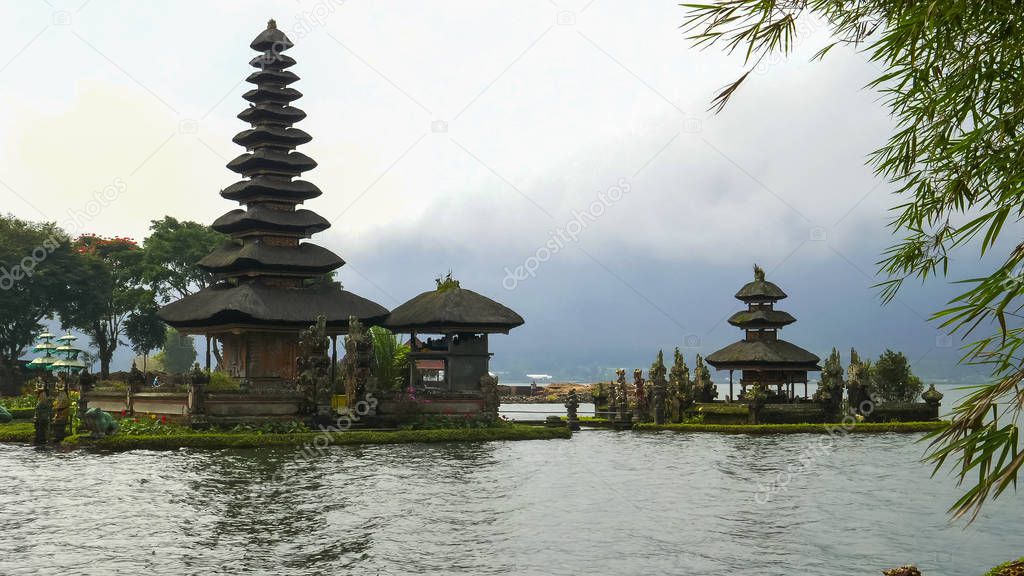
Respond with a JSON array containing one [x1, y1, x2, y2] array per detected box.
[[1, 413, 1021, 575]]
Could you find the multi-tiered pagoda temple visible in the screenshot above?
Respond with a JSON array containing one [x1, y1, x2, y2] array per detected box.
[[706, 265, 820, 401], [159, 20, 388, 387]]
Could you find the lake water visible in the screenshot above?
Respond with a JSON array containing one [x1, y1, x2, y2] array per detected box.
[[0, 391, 1019, 575]]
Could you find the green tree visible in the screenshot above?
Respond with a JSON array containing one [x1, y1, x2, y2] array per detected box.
[[63, 235, 152, 378], [814, 348, 844, 410], [0, 216, 100, 391], [124, 304, 166, 377], [682, 0, 1024, 519], [871, 350, 924, 404], [369, 326, 409, 390], [142, 216, 225, 304], [158, 327, 196, 374]]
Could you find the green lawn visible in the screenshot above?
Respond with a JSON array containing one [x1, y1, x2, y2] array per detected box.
[[58, 424, 572, 451]]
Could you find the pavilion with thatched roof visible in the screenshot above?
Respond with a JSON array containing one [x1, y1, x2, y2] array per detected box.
[[706, 265, 820, 401], [385, 275, 524, 392]]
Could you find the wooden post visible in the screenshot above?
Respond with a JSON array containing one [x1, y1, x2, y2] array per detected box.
[[205, 335, 211, 372], [331, 335, 338, 395], [804, 381, 808, 399], [446, 334, 454, 392], [729, 370, 734, 402]]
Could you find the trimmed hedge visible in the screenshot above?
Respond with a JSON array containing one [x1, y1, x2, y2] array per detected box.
[[633, 421, 949, 434], [0, 422, 34, 442], [63, 425, 571, 451], [9, 408, 33, 420]]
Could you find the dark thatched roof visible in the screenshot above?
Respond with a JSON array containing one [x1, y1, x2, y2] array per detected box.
[[735, 264, 788, 302], [727, 309, 796, 329], [385, 286, 524, 334], [735, 279, 787, 302], [250, 20, 293, 52], [198, 241, 343, 274], [706, 339, 820, 370], [221, 177, 322, 203], [211, 207, 330, 236], [227, 149, 317, 176], [158, 281, 389, 329]]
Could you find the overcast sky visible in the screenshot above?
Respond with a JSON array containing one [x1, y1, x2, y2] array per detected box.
[[2, 0, 995, 382]]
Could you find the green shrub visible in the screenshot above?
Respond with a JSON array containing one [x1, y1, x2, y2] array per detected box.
[[0, 394, 36, 410], [9, 408, 34, 420], [0, 422, 35, 442], [223, 420, 309, 434], [872, 349, 925, 403], [401, 414, 510, 430], [116, 413, 194, 436], [206, 371, 242, 392]]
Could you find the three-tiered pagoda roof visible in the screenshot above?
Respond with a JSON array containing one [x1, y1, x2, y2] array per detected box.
[[707, 266, 820, 373]]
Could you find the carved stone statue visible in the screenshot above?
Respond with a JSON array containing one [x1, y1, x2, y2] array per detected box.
[[846, 348, 872, 413], [649, 350, 668, 424], [187, 362, 209, 419], [564, 389, 580, 430], [33, 385, 51, 444], [480, 373, 500, 420], [615, 369, 628, 421], [298, 315, 332, 414], [81, 407, 119, 439], [669, 348, 692, 422], [52, 389, 71, 442], [591, 381, 608, 417], [340, 316, 373, 408], [633, 368, 647, 421], [922, 384, 944, 420]]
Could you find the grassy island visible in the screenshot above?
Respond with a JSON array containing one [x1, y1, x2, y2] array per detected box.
[[0, 419, 570, 451]]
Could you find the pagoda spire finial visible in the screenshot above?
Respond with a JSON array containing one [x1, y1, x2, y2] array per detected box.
[[754, 263, 765, 282], [267, 19, 277, 29]]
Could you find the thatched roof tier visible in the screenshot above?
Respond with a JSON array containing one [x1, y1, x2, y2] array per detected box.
[[706, 339, 820, 371], [211, 207, 329, 237], [227, 149, 317, 177], [246, 69, 299, 86], [249, 53, 295, 70], [385, 286, 524, 334], [249, 19, 294, 52], [237, 104, 307, 126], [727, 309, 796, 329], [735, 278, 787, 302], [198, 241, 343, 274], [232, 126, 311, 149], [243, 85, 303, 105], [158, 281, 388, 329], [221, 177, 321, 203]]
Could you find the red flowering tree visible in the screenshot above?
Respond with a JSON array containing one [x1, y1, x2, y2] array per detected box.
[[63, 234, 154, 378]]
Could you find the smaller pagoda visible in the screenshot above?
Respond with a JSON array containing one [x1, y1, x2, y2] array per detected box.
[[707, 265, 820, 401]]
